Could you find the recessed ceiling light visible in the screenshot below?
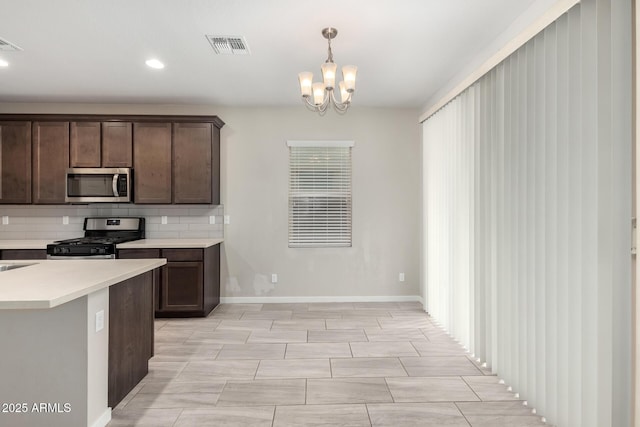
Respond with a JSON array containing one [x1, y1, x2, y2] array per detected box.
[[145, 59, 164, 69], [0, 59, 8, 67]]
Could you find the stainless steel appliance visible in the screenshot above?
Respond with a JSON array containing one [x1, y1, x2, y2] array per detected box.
[[65, 168, 132, 203], [46, 217, 145, 259]]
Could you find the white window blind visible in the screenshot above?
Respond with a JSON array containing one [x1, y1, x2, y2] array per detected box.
[[287, 140, 354, 248]]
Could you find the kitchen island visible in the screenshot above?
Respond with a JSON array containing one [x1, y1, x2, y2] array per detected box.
[[0, 259, 166, 427]]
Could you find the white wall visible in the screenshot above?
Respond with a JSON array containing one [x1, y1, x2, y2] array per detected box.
[[421, 0, 576, 116], [219, 106, 421, 300], [0, 103, 421, 300]]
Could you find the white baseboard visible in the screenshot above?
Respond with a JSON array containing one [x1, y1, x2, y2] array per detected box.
[[90, 408, 111, 427], [220, 295, 422, 304]]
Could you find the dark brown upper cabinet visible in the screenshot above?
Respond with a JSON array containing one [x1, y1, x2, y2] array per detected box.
[[102, 122, 132, 167], [0, 121, 32, 204], [70, 121, 101, 167], [0, 114, 224, 206], [173, 122, 214, 204], [71, 121, 133, 168], [32, 121, 69, 204], [133, 122, 172, 204]]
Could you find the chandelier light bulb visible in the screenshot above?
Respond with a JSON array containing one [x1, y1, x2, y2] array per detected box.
[[321, 62, 337, 90], [298, 72, 313, 97], [339, 81, 350, 103], [342, 65, 357, 92], [312, 82, 325, 105]]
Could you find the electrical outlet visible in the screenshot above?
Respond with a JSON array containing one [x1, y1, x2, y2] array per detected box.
[[161, 216, 168, 225], [209, 215, 216, 225], [62, 216, 69, 225], [95, 310, 104, 332], [1, 216, 8, 225], [224, 215, 230, 224], [399, 273, 405, 282], [271, 274, 278, 283]]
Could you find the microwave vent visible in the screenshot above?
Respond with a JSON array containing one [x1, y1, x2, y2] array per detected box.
[[205, 35, 250, 55]]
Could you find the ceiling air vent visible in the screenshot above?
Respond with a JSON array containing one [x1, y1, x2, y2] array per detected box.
[[0, 37, 23, 51], [205, 35, 250, 55]]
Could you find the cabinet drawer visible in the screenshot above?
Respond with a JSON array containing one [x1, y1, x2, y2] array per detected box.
[[118, 249, 161, 259], [162, 248, 203, 262]]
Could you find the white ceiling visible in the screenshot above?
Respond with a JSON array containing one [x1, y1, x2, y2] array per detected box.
[[0, 0, 539, 108]]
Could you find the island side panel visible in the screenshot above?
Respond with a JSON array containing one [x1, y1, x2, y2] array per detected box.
[[108, 271, 154, 408], [0, 296, 89, 427], [203, 244, 220, 315]]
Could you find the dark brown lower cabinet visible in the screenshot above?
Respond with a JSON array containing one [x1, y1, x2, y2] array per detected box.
[[108, 271, 154, 408], [117, 245, 220, 317], [163, 257, 204, 312], [0, 249, 47, 260]]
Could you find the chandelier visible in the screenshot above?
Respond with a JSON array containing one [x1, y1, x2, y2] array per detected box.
[[298, 28, 357, 114]]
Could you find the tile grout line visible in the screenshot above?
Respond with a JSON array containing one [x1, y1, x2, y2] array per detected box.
[[169, 408, 186, 427], [460, 375, 483, 402], [329, 356, 334, 378], [452, 401, 474, 427], [364, 402, 374, 427]]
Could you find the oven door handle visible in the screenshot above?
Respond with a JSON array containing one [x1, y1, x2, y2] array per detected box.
[[112, 174, 119, 197]]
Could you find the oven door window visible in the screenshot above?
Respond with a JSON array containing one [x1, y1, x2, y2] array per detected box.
[[67, 174, 117, 197]]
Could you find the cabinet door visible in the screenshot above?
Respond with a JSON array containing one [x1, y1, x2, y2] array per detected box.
[[173, 122, 212, 204], [0, 121, 31, 204], [70, 122, 101, 167], [32, 122, 69, 204], [102, 122, 132, 167], [133, 122, 171, 204], [161, 261, 203, 311]]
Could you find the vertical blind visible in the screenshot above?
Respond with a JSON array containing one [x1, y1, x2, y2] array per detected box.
[[421, 0, 632, 426], [287, 141, 353, 248]]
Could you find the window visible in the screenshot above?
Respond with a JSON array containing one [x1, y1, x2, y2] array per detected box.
[[287, 140, 354, 248]]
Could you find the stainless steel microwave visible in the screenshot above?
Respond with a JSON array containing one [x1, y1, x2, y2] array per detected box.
[[65, 168, 132, 203]]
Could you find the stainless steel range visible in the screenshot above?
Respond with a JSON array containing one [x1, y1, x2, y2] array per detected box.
[[46, 217, 145, 259]]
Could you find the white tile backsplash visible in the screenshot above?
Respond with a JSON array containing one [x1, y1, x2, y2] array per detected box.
[[0, 204, 224, 240]]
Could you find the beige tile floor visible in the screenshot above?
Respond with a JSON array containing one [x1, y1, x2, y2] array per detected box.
[[107, 302, 549, 427]]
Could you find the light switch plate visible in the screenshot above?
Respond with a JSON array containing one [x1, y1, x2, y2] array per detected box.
[[1, 216, 8, 225], [95, 310, 104, 332], [161, 216, 168, 225], [209, 215, 216, 224], [271, 274, 278, 283], [62, 216, 69, 225], [399, 273, 405, 282], [224, 215, 230, 224]]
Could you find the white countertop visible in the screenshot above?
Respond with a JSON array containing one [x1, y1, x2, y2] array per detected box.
[[0, 238, 224, 250], [0, 259, 166, 310], [118, 238, 224, 249], [0, 240, 53, 249]]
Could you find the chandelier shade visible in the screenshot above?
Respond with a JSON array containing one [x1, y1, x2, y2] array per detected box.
[[298, 27, 357, 114]]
